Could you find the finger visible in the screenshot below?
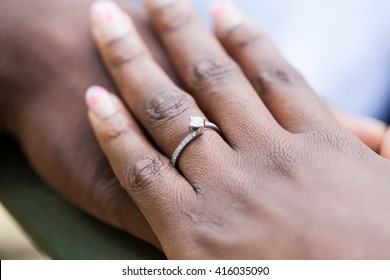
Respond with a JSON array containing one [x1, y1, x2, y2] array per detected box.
[[144, 0, 282, 146], [122, 1, 180, 84], [380, 128, 390, 159], [85, 86, 194, 232], [331, 108, 387, 152], [212, 1, 333, 133], [90, 0, 230, 170]]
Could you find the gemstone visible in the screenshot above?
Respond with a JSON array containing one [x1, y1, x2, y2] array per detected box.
[[189, 116, 205, 128]]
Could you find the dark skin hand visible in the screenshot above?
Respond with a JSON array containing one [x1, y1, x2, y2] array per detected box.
[[87, 0, 390, 259], [0, 0, 389, 257], [0, 0, 164, 246]]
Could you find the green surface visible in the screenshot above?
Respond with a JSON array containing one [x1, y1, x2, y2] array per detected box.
[[0, 136, 164, 260]]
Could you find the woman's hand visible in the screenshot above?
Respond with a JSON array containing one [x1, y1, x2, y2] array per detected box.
[[381, 129, 390, 158], [87, 0, 390, 259]]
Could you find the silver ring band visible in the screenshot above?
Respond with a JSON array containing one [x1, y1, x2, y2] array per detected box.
[[171, 116, 220, 166], [203, 121, 220, 132]]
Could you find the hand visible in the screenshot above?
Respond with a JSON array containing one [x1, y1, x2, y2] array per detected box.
[[382, 129, 390, 158], [332, 109, 390, 158], [86, 0, 390, 259], [0, 0, 173, 247]]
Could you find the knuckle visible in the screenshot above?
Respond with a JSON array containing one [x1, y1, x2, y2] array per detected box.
[[105, 34, 145, 68], [186, 58, 240, 90], [262, 135, 304, 176], [100, 112, 133, 143], [144, 89, 194, 126], [126, 154, 168, 192], [254, 65, 304, 92], [226, 24, 265, 53], [149, 1, 191, 33]]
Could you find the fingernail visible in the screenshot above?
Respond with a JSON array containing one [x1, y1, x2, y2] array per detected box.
[[85, 86, 117, 118], [380, 128, 390, 159], [210, 0, 243, 34], [90, 0, 130, 42]]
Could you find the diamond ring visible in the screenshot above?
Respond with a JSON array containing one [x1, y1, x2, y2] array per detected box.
[[171, 116, 220, 166]]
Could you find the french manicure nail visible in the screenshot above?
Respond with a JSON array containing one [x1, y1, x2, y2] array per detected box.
[[85, 86, 117, 118], [210, 0, 243, 34], [90, 0, 130, 42]]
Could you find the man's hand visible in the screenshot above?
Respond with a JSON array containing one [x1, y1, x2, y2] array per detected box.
[[0, 0, 171, 247]]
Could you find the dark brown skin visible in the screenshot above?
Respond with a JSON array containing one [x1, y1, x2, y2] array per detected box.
[[0, 0, 163, 247], [87, 0, 390, 259], [0, 0, 389, 258]]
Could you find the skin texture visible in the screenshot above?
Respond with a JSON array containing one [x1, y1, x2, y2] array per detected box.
[[331, 108, 387, 153], [0, 0, 389, 258], [0, 0, 163, 247], [87, 0, 390, 259]]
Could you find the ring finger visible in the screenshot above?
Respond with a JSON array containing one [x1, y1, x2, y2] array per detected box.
[[90, 1, 231, 171], [144, 0, 282, 146]]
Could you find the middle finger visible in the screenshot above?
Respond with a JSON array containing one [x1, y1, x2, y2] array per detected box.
[[90, 1, 231, 170]]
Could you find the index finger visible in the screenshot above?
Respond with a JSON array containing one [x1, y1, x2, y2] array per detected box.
[[144, 0, 283, 146]]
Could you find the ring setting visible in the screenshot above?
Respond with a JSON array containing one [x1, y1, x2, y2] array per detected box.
[[171, 116, 220, 166]]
